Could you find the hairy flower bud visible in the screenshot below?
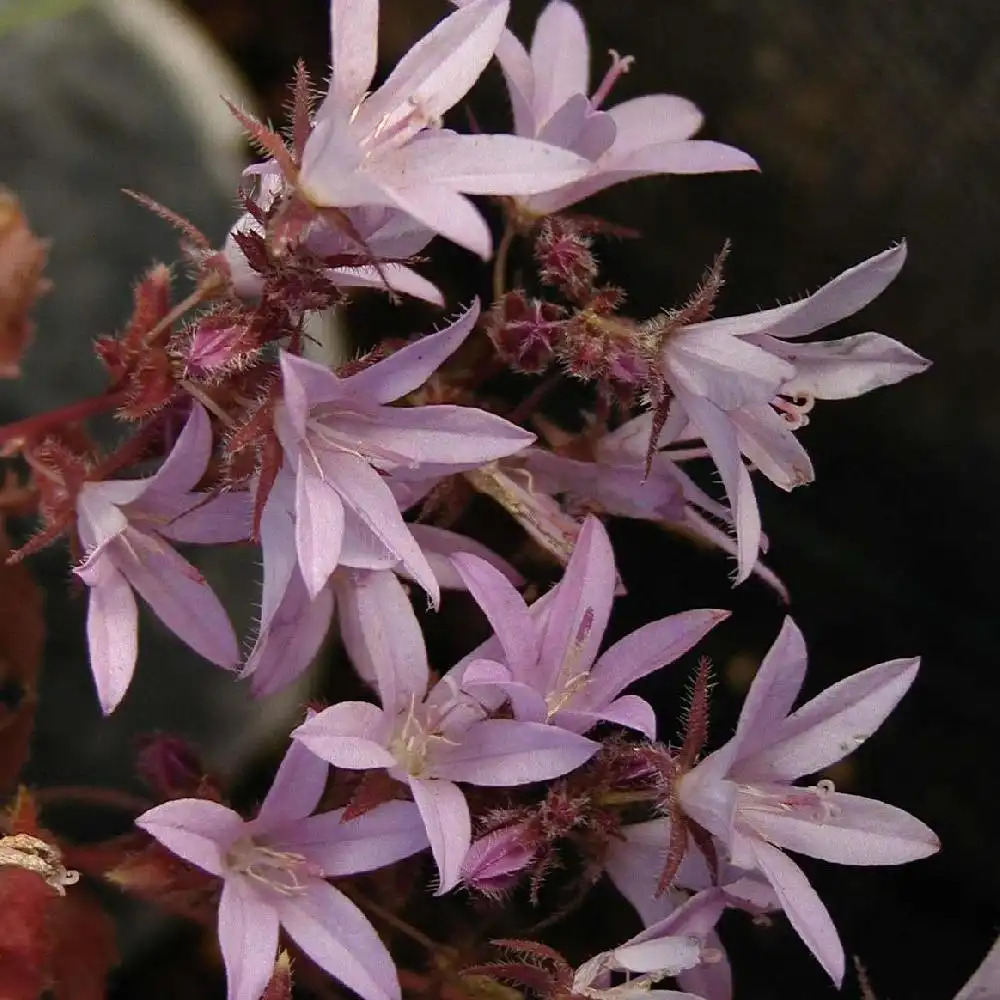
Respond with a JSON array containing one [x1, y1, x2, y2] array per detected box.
[[488, 292, 565, 373], [461, 823, 539, 896]]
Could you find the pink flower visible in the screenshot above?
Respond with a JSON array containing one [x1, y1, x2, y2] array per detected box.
[[296, 0, 592, 258], [266, 300, 534, 605], [452, 516, 728, 739], [74, 404, 250, 712], [136, 735, 428, 1000], [954, 934, 1000, 1000], [291, 567, 598, 894], [640, 243, 929, 583], [676, 617, 940, 985], [485, 0, 757, 215]]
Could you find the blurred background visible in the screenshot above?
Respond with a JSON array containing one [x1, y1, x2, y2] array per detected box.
[[2, 0, 998, 996]]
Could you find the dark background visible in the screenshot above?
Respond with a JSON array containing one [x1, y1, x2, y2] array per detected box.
[[3, 1, 998, 997]]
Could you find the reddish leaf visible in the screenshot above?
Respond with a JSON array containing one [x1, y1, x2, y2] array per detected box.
[[48, 891, 117, 1000], [0, 866, 53, 1000]]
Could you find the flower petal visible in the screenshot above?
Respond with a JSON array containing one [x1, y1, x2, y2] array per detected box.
[[327, 0, 379, 117], [407, 523, 523, 588], [253, 729, 329, 832], [218, 878, 280, 1000], [409, 777, 471, 895], [742, 838, 844, 985], [276, 882, 400, 1000], [730, 404, 814, 492], [530, 0, 589, 125], [378, 181, 493, 259], [136, 799, 244, 876], [147, 402, 211, 496], [738, 657, 921, 782], [292, 702, 397, 770], [328, 263, 445, 305], [432, 718, 597, 784], [607, 94, 704, 152], [295, 454, 346, 599], [555, 693, 657, 739]]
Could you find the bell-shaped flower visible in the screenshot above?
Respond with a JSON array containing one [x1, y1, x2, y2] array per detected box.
[[296, 0, 593, 258], [266, 300, 534, 606], [291, 569, 598, 894], [136, 736, 429, 1000], [483, 0, 756, 216], [452, 515, 728, 739], [74, 403, 250, 713], [648, 243, 928, 583], [676, 617, 940, 985]]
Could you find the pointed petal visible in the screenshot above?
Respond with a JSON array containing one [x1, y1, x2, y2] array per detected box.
[[461, 658, 549, 722], [407, 523, 523, 588], [153, 490, 253, 545], [77, 554, 139, 714], [725, 617, 809, 770], [218, 879, 280, 1000], [759, 332, 931, 401], [328, 264, 445, 306], [696, 244, 908, 342], [327, 0, 379, 116], [277, 801, 429, 876], [339, 302, 479, 403], [731, 404, 814, 492], [674, 389, 761, 584], [530, 0, 589, 124], [738, 657, 921, 782], [116, 530, 240, 668], [319, 451, 439, 603], [676, 930, 732, 1000], [253, 731, 329, 832], [744, 789, 939, 865], [244, 569, 334, 698], [277, 882, 400, 1000], [379, 180, 493, 258], [743, 838, 844, 985], [955, 934, 1000, 1000], [537, 515, 616, 695], [612, 937, 702, 976], [374, 133, 591, 195], [296, 456, 345, 598], [432, 718, 597, 784], [555, 693, 657, 738], [279, 350, 345, 430], [587, 609, 729, 709], [604, 139, 759, 176], [358, 0, 509, 142], [335, 569, 429, 712], [409, 777, 471, 895], [292, 702, 397, 770], [607, 94, 704, 152], [148, 402, 211, 496], [451, 554, 538, 675], [135, 799, 244, 876]]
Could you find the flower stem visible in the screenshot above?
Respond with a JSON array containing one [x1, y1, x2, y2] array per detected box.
[[341, 884, 456, 959], [492, 218, 516, 304]]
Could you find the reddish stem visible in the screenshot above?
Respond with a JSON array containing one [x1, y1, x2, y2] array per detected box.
[[0, 389, 129, 449]]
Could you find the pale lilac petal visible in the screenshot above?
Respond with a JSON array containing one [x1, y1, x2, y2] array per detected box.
[[218, 878, 280, 1000], [245, 571, 334, 698], [335, 569, 429, 712], [378, 181, 493, 259], [676, 930, 732, 1000], [537, 515, 616, 694], [407, 524, 523, 588], [292, 702, 396, 770], [136, 799, 244, 877], [587, 609, 729, 709], [555, 693, 656, 738], [451, 554, 538, 675], [357, 0, 509, 143], [375, 133, 591, 195], [604, 139, 759, 176], [153, 490, 253, 545], [702, 244, 908, 342], [277, 801, 429, 876], [409, 777, 472, 895], [494, 25, 535, 135], [538, 96, 615, 160], [530, 0, 589, 124], [731, 404, 814, 492], [279, 350, 345, 430], [432, 719, 597, 784], [319, 451, 439, 603], [612, 937, 702, 976], [738, 657, 921, 782], [462, 659, 549, 722], [77, 553, 139, 714], [743, 789, 939, 865], [329, 264, 445, 306], [296, 456, 346, 598], [147, 402, 211, 496], [665, 328, 793, 411], [327, 0, 379, 117], [327, 404, 534, 472], [252, 731, 328, 832], [75, 485, 132, 550], [759, 332, 931, 401], [276, 882, 400, 1000], [674, 389, 761, 584], [115, 529, 240, 668], [607, 94, 704, 152], [338, 302, 479, 404], [724, 617, 809, 770], [743, 838, 844, 985], [256, 471, 298, 620]]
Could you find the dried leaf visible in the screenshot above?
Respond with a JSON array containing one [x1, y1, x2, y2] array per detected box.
[[0, 191, 49, 378]]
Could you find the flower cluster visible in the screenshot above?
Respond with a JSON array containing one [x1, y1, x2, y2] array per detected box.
[[0, 2, 947, 1000]]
